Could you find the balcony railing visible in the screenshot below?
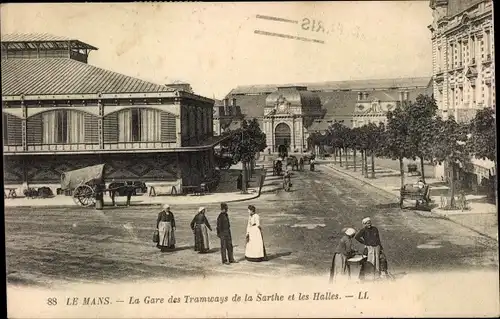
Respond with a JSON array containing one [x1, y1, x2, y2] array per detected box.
[[4, 141, 179, 153], [103, 141, 177, 150], [26, 143, 100, 152]]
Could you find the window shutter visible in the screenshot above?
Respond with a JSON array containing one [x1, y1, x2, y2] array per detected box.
[[160, 111, 176, 142], [7, 114, 22, 145], [84, 113, 99, 143], [27, 114, 43, 145], [103, 113, 118, 142]]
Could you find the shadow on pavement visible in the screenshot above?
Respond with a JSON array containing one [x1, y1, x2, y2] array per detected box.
[[374, 202, 402, 210]]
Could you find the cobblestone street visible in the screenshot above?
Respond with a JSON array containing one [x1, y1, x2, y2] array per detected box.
[[5, 164, 498, 287]]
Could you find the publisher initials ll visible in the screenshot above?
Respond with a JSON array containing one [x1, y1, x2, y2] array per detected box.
[[358, 291, 369, 300]]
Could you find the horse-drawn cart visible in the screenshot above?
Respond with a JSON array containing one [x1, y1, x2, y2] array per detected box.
[[399, 184, 431, 209], [61, 164, 134, 207]]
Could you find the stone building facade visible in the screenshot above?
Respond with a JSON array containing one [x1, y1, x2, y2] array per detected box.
[[429, 0, 494, 122], [428, 0, 496, 181], [222, 77, 431, 152]]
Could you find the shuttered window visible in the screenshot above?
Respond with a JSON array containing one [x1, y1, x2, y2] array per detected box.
[[2, 113, 23, 145], [84, 113, 99, 143], [27, 114, 43, 144], [160, 111, 176, 142], [103, 113, 118, 142]]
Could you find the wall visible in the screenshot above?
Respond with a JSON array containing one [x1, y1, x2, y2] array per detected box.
[[2, 100, 181, 154], [180, 103, 214, 146], [4, 153, 181, 189]]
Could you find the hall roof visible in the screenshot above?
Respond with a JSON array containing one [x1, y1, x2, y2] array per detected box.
[[1, 33, 98, 50], [225, 93, 268, 119], [322, 91, 360, 117], [228, 77, 431, 95], [1, 58, 175, 96]]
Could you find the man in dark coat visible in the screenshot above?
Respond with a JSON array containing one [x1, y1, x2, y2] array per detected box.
[[217, 202, 236, 265], [237, 172, 243, 191]]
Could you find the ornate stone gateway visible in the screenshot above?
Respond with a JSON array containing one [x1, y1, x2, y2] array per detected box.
[[274, 122, 291, 152], [262, 86, 324, 153]]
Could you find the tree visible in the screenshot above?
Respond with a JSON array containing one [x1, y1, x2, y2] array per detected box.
[[381, 104, 412, 189], [222, 118, 267, 193], [468, 108, 496, 162], [329, 122, 351, 168], [365, 122, 385, 178], [356, 125, 370, 177], [307, 132, 326, 154], [407, 95, 439, 183], [351, 127, 362, 172], [431, 116, 470, 208]]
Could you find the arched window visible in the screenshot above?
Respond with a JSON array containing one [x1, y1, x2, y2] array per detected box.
[[26, 110, 98, 145], [41, 110, 85, 144]]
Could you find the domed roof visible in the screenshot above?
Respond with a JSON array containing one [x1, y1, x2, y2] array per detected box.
[[265, 86, 321, 109]]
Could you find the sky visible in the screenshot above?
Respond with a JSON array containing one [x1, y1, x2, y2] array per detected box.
[[1, 2, 434, 99]]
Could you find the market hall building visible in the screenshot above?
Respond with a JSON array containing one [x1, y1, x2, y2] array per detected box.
[[2, 34, 219, 195]]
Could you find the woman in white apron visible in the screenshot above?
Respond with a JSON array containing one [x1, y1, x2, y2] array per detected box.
[[245, 205, 267, 262]]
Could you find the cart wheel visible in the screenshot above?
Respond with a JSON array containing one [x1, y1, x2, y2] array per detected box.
[[73, 185, 96, 207]]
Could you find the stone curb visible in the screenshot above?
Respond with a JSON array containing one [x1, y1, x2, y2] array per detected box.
[[434, 214, 498, 241], [321, 164, 400, 201], [322, 164, 498, 241], [4, 192, 261, 209]]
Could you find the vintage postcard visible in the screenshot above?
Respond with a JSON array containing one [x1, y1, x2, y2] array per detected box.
[[2, 1, 499, 318]]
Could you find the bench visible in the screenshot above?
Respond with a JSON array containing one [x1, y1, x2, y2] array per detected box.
[[183, 184, 208, 196], [148, 184, 179, 196]]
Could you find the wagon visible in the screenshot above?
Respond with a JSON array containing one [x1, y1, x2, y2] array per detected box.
[[60, 164, 106, 206], [61, 164, 135, 207], [399, 184, 431, 209]]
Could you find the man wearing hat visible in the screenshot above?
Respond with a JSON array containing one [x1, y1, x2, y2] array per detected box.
[[190, 207, 212, 253], [217, 202, 236, 265], [355, 217, 383, 280]]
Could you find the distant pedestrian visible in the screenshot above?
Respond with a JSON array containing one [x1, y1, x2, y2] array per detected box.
[[156, 204, 176, 252], [245, 205, 267, 262], [190, 207, 212, 253], [125, 181, 134, 206], [237, 172, 243, 191], [217, 202, 236, 265], [355, 217, 383, 280], [329, 228, 357, 283]]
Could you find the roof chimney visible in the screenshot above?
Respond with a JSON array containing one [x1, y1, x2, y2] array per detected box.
[[357, 92, 362, 101]]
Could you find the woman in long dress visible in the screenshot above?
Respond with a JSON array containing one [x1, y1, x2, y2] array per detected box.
[[329, 227, 356, 283], [190, 207, 212, 253], [156, 204, 176, 252], [245, 205, 267, 262]]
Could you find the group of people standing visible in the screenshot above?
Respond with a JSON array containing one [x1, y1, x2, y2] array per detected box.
[[330, 217, 389, 283], [155, 203, 267, 264]]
